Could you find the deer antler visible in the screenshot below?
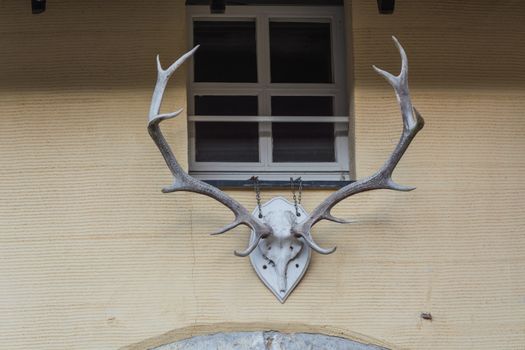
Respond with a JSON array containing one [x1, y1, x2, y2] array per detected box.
[[148, 46, 271, 257], [292, 36, 425, 254]]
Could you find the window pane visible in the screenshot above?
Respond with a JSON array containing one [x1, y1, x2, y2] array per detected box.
[[195, 95, 258, 116], [271, 96, 333, 116], [196, 122, 259, 162], [272, 123, 335, 162], [270, 22, 332, 83], [193, 21, 257, 82]]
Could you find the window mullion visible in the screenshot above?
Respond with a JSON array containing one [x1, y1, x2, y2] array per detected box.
[[258, 14, 272, 169]]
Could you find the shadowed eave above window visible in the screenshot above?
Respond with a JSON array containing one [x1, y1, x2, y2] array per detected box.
[[186, 0, 343, 5]]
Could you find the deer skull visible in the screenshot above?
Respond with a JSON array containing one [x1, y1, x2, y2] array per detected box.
[[259, 210, 303, 293]]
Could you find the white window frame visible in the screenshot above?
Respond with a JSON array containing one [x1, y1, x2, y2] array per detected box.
[[186, 5, 351, 181]]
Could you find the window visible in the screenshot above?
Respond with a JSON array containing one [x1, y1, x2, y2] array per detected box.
[[187, 5, 350, 181]]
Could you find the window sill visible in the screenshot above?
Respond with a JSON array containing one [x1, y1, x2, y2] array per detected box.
[[203, 179, 353, 190]]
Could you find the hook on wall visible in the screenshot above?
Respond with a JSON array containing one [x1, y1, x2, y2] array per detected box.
[[377, 0, 395, 14], [31, 0, 46, 14]]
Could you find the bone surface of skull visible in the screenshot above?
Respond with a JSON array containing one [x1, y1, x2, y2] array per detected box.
[[259, 210, 304, 292]]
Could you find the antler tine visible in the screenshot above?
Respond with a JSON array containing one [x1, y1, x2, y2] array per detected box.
[[292, 36, 424, 254], [148, 47, 272, 255], [233, 235, 265, 257], [373, 36, 424, 187], [297, 231, 337, 255], [149, 46, 200, 123]]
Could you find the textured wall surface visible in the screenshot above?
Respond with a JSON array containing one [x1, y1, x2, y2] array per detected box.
[[1, 0, 524, 349]]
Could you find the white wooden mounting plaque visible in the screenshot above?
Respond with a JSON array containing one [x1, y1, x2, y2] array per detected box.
[[249, 197, 311, 303]]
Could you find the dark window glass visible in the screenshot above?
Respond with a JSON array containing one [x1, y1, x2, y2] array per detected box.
[[196, 122, 259, 162], [270, 22, 332, 83], [195, 95, 258, 116], [193, 21, 257, 82], [272, 123, 335, 162], [271, 95, 335, 162], [271, 96, 333, 116]]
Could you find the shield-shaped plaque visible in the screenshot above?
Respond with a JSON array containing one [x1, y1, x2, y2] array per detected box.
[[249, 197, 311, 303]]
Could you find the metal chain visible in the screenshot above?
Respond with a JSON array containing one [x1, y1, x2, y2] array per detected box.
[[297, 177, 302, 206], [290, 177, 302, 217], [251, 176, 263, 219]]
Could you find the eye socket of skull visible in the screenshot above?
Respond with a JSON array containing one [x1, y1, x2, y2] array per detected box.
[[259, 237, 303, 260]]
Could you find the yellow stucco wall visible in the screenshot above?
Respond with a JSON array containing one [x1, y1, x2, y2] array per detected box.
[[1, 0, 524, 349]]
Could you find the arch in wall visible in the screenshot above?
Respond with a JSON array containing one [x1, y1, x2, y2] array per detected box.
[[122, 324, 395, 350]]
